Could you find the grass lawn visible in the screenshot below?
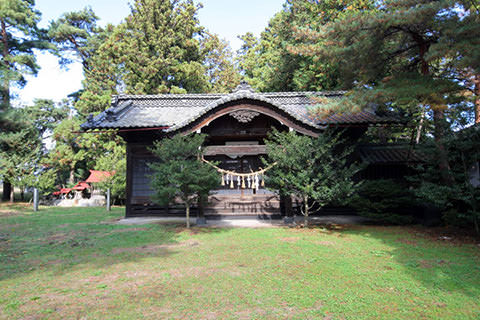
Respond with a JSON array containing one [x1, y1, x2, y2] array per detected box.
[[0, 204, 479, 319]]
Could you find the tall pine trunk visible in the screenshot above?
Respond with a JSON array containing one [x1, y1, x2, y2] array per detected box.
[[10, 186, 14, 203], [419, 40, 453, 185], [1, 18, 10, 113], [1, 18, 12, 202], [474, 74, 480, 124], [2, 182, 11, 202], [415, 107, 425, 144], [69, 169, 75, 185], [433, 108, 454, 184]]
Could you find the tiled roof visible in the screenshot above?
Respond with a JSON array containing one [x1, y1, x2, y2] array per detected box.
[[85, 170, 115, 183], [81, 82, 402, 131], [359, 145, 424, 164]]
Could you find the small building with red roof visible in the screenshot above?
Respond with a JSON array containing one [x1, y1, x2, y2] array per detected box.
[[85, 170, 116, 183]]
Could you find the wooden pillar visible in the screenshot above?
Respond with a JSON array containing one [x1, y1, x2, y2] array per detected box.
[[280, 194, 293, 217], [197, 194, 207, 225], [125, 143, 133, 217]]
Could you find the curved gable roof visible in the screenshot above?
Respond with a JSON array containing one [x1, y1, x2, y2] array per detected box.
[[81, 82, 401, 131]]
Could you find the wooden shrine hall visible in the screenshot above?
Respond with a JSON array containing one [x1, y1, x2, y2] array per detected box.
[[81, 82, 404, 218]]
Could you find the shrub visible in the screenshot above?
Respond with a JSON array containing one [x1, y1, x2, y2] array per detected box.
[[349, 179, 417, 225]]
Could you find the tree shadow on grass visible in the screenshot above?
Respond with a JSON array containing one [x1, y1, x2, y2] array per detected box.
[[0, 217, 232, 282], [304, 222, 480, 299]]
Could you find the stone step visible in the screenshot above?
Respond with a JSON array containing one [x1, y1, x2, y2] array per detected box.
[[204, 206, 280, 215], [205, 194, 280, 215]]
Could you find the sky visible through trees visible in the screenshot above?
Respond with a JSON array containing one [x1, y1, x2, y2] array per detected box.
[[14, 0, 285, 105]]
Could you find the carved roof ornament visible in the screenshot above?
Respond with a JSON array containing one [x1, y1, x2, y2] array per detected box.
[[229, 110, 260, 123], [232, 80, 255, 93]]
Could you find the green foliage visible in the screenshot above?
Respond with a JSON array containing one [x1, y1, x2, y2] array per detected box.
[[236, 10, 309, 92], [64, 1, 229, 115], [111, 0, 209, 95], [350, 179, 417, 225], [297, 0, 479, 134], [49, 2, 224, 194], [48, 115, 126, 186], [149, 134, 219, 227], [0, 0, 56, 200], [412, 126, 480, 233], [48, 7, 102, 69], [34, 169, 58, 195], [0, 109, 40, 194], [0, 0, 54, 104], [263, 129, 359, 224], [48, 117, 86, 184], [236, 0, 373, 92], [200, 32, 241, 93], [0, 99, 71, 199], [289, 0, 480, 188], [23, 99, 68, 136], [94, 144, 126, 203]]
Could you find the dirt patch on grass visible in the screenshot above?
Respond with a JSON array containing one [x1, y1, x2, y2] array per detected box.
[[433, 301, 447, 308], [403, 226, 480, 245], [28, 258, 65, 267], [0, 223, 24, 230], [418, 259, 451, 269], [419, 260, 433, 268], [161, 266, 210, 279], [0, 210, 21, 217], [343, 225, 480, 246], [313, 240, 335, 246], [111, 239, 200, 254], [234, 305, 314, 320], [279, 237, 300, 243], [396, 238, 418, 246], [42, 231, 94, 248], [46, 233, 71, 243], [111, 245, 170, 255], [110, 227, 149, 233]]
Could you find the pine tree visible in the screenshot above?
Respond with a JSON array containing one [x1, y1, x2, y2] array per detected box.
[[94, 143, 126, 204], [200, 32, 240, 93], [114, 0, 209, 94], [431, 1, 480, 123], [149, 134, 219, 228], [48, 117, 87, 185], [263, 129, 360, 226], [236, 11, 303, 92], [48, 7, 102, 70], [0, 0, 53, 110], [48, 8, 118, 115], [293, 0, 479, 184], [0, 0, 54, 200], [236, 0, 374, 92], [0, 109, 42, 202]]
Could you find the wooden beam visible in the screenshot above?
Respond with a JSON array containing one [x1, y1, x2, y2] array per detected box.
[[204, 145, 267, 156], [181, 103, 320, 137]]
